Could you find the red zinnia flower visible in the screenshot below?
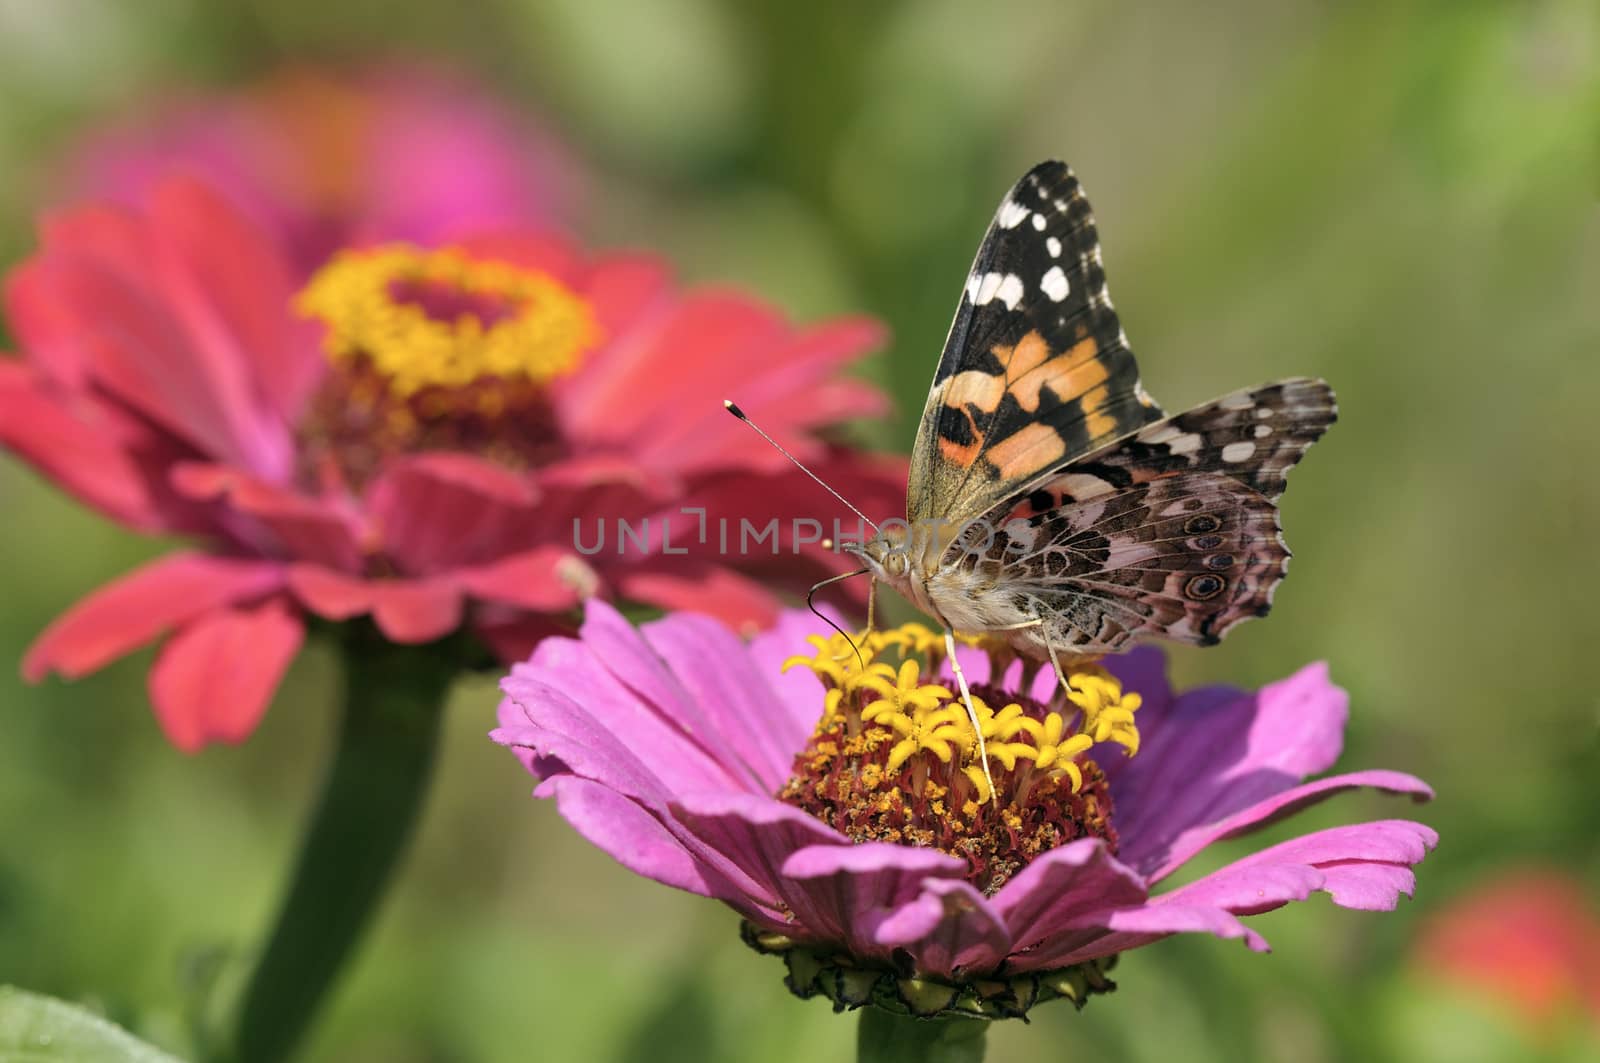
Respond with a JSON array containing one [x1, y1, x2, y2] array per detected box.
[[1414, 867, 1600, 1032], [0, 178, 902, 751]]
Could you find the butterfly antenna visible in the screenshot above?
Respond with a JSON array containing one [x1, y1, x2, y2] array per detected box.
[[724, 400, 879, 533], [807, 568, 870, 672]]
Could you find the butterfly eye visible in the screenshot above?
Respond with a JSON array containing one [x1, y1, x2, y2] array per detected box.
[[1185, 514, 1222, 534], [1185, 574, 1226, 600]]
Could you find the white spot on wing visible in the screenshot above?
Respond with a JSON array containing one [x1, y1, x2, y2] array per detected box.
[[1046, 237, 1062, 257], [1253, 423, 1273, 439], [1219, 392, 1256, 410], [997, 197, 1029, 229], [971, 271, 1025, 309], [1031, 212, 1047, 231], [1055, 473, 1116, 501], [995, 274, 1025, 309], [1040, 266, 1070, 301], [1221, 441, 1257, 462], [1169, 433, 1203, 455]]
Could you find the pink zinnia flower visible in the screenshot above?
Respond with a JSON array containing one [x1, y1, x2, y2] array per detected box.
[[1413, 867, 1600, 1031], [493, 603, 1435, 1017], [62, 64, 576, 273], [1, 178, 901, 751]]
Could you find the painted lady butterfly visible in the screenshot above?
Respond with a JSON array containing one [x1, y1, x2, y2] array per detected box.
[[839, 161, 1336, 776]]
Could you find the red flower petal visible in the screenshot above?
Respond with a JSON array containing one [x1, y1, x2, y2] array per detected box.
[[0, 363, 160, 528], [369, 579, 463, 643], [171, 462, 363, 571], [149, 597, 304, 751], [365, 453, 539, 572], [24, 552, 287, 681], [146, 177, 322, 420]]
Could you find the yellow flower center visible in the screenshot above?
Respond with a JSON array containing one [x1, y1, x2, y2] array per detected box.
[[292, 245, 601, 485], [780, 623, 1143, 894], [298, 244, 599, 396]]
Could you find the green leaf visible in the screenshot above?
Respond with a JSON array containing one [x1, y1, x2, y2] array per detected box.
[[0, 987, 184, 1063]]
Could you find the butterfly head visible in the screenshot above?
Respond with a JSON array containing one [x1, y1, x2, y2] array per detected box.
[[843, 524, 911, 581]]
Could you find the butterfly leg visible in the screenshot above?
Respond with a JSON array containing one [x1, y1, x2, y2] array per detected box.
[[943, 629, 998, 806], [1043, 635, 1076, 711]]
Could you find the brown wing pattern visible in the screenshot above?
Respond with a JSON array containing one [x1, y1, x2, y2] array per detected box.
[[964, 472, 1292, 652]]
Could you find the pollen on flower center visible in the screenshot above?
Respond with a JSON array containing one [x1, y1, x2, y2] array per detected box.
[[779, 624, 1143, 895], [293, 244, 602, 484]]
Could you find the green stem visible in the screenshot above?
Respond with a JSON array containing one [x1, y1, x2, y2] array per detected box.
[[856, 1008, 988, 1063], [226, 634, 455, 1063]]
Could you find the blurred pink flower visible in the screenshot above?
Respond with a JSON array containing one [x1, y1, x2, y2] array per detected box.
[[0, 178, 901, 751], [62, 65, 577, 273], [493, 605, 1436, 1017], [1414, 867, 1600, 1030]]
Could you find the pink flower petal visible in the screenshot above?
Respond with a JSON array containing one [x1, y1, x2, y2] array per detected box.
[[497, 629, 749, 796], [745, 610, 834, 747], [148, 596, 304, 751], [1141, 769, 1435, 883], [575, 601, 774, 789], [540, 775, 719, 898], [640, 611, 813, 794], [1099, 904, 1270, 954], [873, 878, 1012, 980], [1193, 819, 1439, 912], [781, 843, 971, 963], [990, 839, 1148, 963], [24, 552, 287, 681], [669, 791, 856, 941], [1111, 662, 1349, 874]]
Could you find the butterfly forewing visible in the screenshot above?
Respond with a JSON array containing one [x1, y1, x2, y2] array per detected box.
[[909, 161, 1165, 527], [993, 378, 1338, 518]]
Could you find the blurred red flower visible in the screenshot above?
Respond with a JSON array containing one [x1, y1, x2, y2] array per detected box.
[[61, 64, 578, 273], [1414, 866, 1600, 1031], [0, 178, 901, 751]]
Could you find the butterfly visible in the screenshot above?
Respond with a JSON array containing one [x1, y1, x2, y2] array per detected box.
[[837, 161, 1335, 771]]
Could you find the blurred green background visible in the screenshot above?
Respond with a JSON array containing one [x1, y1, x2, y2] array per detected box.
[[2, 1, 1598, 1060]]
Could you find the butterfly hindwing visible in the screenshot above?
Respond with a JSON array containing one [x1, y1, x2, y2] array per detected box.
[[909, 161, 1165, 526], [959, 472, 1290, 653]]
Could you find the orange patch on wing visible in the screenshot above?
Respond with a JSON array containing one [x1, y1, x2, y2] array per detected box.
[[993, 333, 1107, 412], [939, 436, 983, 468], [937, 405, 985, 469], [982, 421, 1066, 480], [1080, 385, 1116, 440], [942, 368, 1007, 415]]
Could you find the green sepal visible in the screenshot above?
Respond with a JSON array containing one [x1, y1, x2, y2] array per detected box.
[[740, 920, 1117, 1022]]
